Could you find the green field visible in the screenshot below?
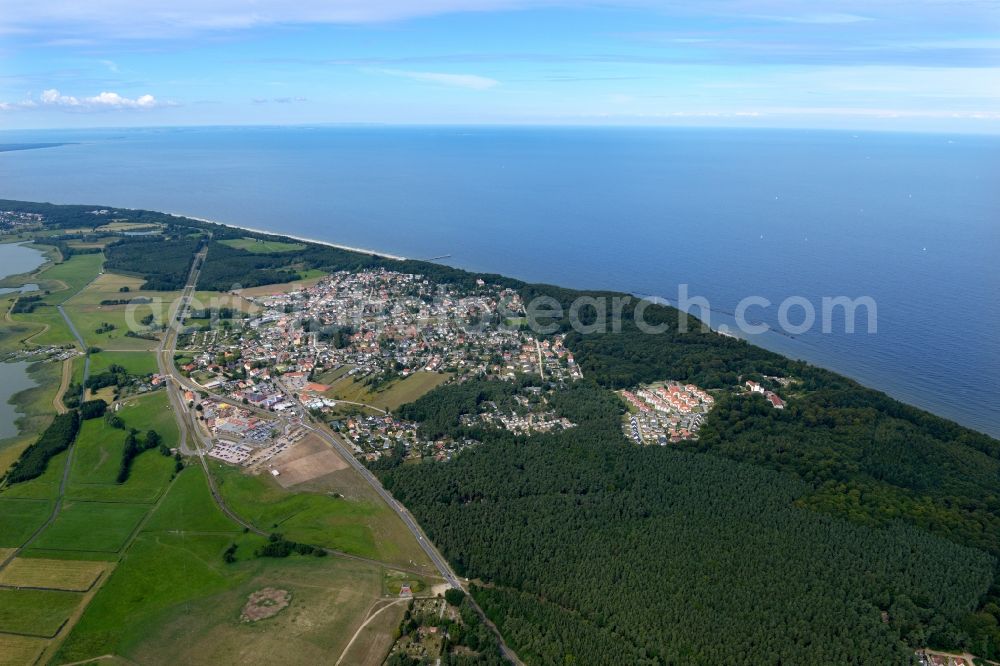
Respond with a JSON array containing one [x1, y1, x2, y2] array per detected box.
[[0, 499, 52, 547], [65, 417, 174, 503], [31, 501, 148, 553], [0, 634, 48, 665], [32, 253, 104, 305], [211, 463, 380, 556], [115, 391, 180, 450], [58, 533, 388, 666], [70, 420, 128, 485], [220, 237, 306, 253], [88, 350, 159, 377], [57, 466, 384, 664], [209, 462, 432, 569], [314, 364, 354, 385], [0, 588, 83, 637], [0, 449, 69, 500], [7, 252, 105, 350], [61, 272, 179, 351], [0, 557, 107, 591], [142, 465, 242, 534]]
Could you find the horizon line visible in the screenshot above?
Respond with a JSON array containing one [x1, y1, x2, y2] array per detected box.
[[2, 121, 999, 137]]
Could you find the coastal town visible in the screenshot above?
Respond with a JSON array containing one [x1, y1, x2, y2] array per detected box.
[[175, 268, 584, 465]]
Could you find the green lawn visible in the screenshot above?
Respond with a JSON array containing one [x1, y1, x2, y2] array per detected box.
[[0, 498, 52, 547], [220, 237, 306, 253], [89, 350, 159, 377], [0, 588, 84, 637], [31, 501, 148, 553]]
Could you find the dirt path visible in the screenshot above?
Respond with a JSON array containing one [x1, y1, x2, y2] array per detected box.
[[52, 357, 73, 414], [335, 597, 408, 666]]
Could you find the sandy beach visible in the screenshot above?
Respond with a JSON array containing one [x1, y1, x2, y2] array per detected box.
[[166, 212, 408, 261]]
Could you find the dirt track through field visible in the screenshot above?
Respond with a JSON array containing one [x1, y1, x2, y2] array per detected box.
[[52, 358, 72, 414], [335, 598, 407, 666]]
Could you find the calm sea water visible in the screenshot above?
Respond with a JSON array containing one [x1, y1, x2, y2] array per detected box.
[[0, 126, 997, 436]]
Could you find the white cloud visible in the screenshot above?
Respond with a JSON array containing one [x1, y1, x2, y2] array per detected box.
[[0, 88, 168, 111], [374, 68, 499, 90]]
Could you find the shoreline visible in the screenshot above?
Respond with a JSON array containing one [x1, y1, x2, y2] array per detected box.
[[166, 212, 408, 261]]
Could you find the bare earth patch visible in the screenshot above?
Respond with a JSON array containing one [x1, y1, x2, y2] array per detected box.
[[268, 435, 347, 488], [240, 588, 292, 623]]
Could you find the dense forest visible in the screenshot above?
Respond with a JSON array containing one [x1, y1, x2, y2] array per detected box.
[[103, 235, 202, 290], [196, 235, 522, 293], [385, 382, 996, 663]]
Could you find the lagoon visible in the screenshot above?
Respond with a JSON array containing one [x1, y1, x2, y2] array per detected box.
[[0, 241, 46, 280], [0, 360, 37, 440]]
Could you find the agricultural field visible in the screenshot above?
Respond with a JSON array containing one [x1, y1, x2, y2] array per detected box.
[[209, 461, 435, 571], [0, 588, 83, 637], [30, 501, 148, 553], [116, 392, 180, 448], [62, 272, 180, 351], [89, 350, 159, 376], [0, 449, 67, 501], [62, 538, 393, 666], [337, 598, 409, 666], [0, 499, 52, 547], [191, 290, 259, 314], [0, 634, 48, 665], [31, 252, 104, 305], [97, 222, 163, 232], [313, 364, 354, 386], [66, 416, 174, 503], [220, 237, 306, 254], [0, 557, 107, 591], [327, 371, 451, 412], [69, 419, 128, 485], [233, 273, 327, 298], [141, 464, 242, 534], [7, 252, 105, 350], [56, 464, 405, 666], [265, 434, 347, 489]]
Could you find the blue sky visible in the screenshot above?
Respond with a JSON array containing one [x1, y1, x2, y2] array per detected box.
[[1, 0, 998, 131]]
